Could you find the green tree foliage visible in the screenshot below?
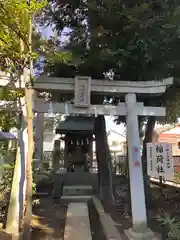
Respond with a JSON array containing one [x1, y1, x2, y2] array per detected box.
[[0, 0, 48, 70], [0, 161, 14, 225], [40, 0, 180, 120], [0, 87, 24, 131], [0, 146, 17, 226], [0, 0, 48, 131], [42, 1, 179, 78]]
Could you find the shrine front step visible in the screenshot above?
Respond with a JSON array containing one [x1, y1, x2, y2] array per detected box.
[[62, 185, 93, 196], [61, 195, 93, 203], [53, 173, 98, 199], [54, 172, 98, 189]]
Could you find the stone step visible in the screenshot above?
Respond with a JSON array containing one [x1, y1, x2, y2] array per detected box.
[[64, 202, 92, 240], [61, 195, 93, 202], [62, 185, 93, 196]]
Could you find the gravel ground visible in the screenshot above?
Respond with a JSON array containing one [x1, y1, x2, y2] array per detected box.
[[31, 198, 67, 240]]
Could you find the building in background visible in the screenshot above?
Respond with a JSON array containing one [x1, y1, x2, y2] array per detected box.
[[107, 130, 127, 174], [153, 124, 180, 166], [107, 130, 126, 156], [92, 129, 126, 155]]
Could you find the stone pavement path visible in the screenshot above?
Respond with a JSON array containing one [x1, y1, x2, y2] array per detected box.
[[64, 202, 92, 240]]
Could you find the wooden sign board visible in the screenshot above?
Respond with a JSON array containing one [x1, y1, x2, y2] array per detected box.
[[146, 142, 174, 180], [74, 76, 91, 107]]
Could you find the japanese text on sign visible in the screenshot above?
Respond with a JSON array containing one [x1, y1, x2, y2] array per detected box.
[[156, 144, 165, 176], [79, 84, 85, 103], [146, 143, 174, 180], [146, 143, 154, 176], [74, 76, 91, 107]]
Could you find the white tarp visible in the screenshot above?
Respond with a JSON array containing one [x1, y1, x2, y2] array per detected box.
[[0, 131, 17, 140]]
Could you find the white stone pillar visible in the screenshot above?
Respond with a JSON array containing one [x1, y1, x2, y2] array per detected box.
[[125, 93, 147, 232], [6, 99, 28, 236], [34, 113, 44, 168]]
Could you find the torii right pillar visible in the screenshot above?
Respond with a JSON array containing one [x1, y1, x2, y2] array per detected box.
[[125, 93, 158, 240]]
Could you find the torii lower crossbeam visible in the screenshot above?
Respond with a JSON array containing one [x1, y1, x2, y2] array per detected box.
[[34, 99, 166, 117]]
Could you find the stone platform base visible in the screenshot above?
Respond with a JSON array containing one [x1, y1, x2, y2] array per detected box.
[[124, 228, 159, 240]]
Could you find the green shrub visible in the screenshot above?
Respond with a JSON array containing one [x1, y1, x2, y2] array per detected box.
[[0, 147, 40, 225], [174, 167, 180, 183], [157, 211, 180, 240], [0, 157, 14, 225]]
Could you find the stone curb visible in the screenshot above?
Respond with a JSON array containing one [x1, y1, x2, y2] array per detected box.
[[93, 197, 122, 240], [124, 228, 160, 240]]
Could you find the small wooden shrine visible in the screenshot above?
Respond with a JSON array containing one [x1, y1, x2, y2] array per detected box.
[[56, 116, 94, 172]]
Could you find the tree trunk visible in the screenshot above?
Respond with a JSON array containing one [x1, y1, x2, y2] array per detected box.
[[125, 146, 132, 216], [94, 115, 112, 207], [22, 89, 34, 240], [142, 116, 156, 211], [22, 12, 34, 239], [107, 147, 115, 203]]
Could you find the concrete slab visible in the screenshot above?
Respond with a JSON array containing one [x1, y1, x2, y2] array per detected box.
[[61, 195, 92, 199], [62, 185, 93, 196], [64, 202, 92, 240], [61, 195, 92, 202], [63, 185, 93, 190]]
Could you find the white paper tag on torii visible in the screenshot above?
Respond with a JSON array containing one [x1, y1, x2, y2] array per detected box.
[[65, 102, 69, 115], [94, 105, 97, 117], [109, 106, 114, 117], [48, 102, 54, 117]]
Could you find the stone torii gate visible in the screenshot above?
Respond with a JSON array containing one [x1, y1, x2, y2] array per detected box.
[[33, 75, 173, 239]]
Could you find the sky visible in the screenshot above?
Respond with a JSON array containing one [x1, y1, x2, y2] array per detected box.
[[106, 117, 126, 134], [39, 25, 70, 42]]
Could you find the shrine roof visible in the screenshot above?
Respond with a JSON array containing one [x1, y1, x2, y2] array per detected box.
[[56, 116, 93, 134], [155, 124, 180, 135]]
